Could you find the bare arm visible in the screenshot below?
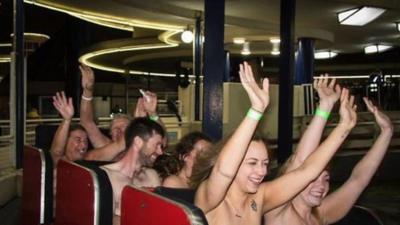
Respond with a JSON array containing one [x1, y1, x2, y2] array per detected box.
[[50, 92, 74, 164], [195, 62, 270, 213], [261, 88, 357, 213], [79, 65, 110, 148], [286, 75, 341, 173], [84, 137, 125, 161], [320, 97, 393, 224]]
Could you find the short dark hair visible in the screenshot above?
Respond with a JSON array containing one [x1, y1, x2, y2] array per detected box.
[[69, 124, 86, 135], [124, 117, 165, 150]]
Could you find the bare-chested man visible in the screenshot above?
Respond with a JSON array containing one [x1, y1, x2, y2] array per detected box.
[[100, 117, 165, 225], [79, 64, 163, 163]]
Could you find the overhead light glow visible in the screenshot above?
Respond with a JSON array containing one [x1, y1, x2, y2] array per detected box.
[[181, 30, 193, 43], [396, 22, 400, 32], [337, 6, 385, 26], [0, 56, 11, 63], [24, 0, 183, 31], [241, 42, 251, 55], [270, 38, 280, 44], [314, 51, 338, 59], [271, 51, 280, 55], [233, 38, 246, 44], [364, 44, 392, 54], [0, 43, 12, 47]]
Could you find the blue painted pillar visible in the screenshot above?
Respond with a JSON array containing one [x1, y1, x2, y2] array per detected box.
[[295, 38, 315, 85], [278, 0, 296, 164], [202, 0, 225, 141], [65, 18, 93, 116], [13, 0, 25, 169], [194, 16, 202, 121]]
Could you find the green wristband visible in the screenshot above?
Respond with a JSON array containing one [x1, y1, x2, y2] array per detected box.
[[149, 114, 159, 121], [315, 108, 330, 120], [247, 108, 263, 121]]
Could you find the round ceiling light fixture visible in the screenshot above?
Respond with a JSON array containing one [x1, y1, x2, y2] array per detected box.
[[181, 29, 193, 43]]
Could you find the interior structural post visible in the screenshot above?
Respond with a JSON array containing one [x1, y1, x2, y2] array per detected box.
[[194, 15, 202, 121], [295, 38, 315, 85], [202, 0, 225, 141], [12, 0, 25, 169], [277, 0, 296, 164]]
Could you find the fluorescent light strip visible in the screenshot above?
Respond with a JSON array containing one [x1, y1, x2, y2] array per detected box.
[[0, 43, 12, 47], [79, 43, 197, 78], [0, 56, 11, 63], [158, 30, 181, 46], [314, 75, 400, 79], [24, 0, 183, 31], [338, 7, 385, 26], [233, 38, 245, 44], [364, 44, 392, 54], [10, 32, 50, 40], [314, 51, 338, 59]]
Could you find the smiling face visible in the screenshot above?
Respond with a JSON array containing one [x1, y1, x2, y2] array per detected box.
[[65, 129, 88, 161], [235, 140, 269, 194], [139, 133, 164, 166], [298, 170, 330, 207]]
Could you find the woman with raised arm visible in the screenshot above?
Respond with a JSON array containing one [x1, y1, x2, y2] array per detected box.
[[191, 62, 357, 225], [50, 91, 88, 165], [264, 97, 392, 225]]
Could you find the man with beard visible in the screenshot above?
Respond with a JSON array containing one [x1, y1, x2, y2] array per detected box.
[[100, 117, 165, 225]]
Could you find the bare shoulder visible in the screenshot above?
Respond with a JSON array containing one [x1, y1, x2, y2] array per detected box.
[[162, 175, 186, 188]]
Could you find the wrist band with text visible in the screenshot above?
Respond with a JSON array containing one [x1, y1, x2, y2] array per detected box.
[[315, 108, 330, 120], [247, 108, 263, 121], [81, 95, 93, 101], [149, 114, 159, 121]]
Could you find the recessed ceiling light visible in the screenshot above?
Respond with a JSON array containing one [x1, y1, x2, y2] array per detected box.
[[270, 38, 280, 44], [271, 51, 280, 55], [241, 42, 251, 55], [314, 51, 338, 59], [233, 37, 246, 44], [337, 6, 385, 26], [364, 44, 392, 54], [396, 22, 400, 32]]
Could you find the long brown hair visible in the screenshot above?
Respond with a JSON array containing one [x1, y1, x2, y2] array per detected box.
[[189, 131, 271, 189]]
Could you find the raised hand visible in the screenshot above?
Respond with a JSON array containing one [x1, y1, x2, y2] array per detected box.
[[314, 74, 341, 110], [338, 88, 357, 129], [53, 91, 74, 121], [142, 90, 158, 115], [239, 62, 269, 112], [363, 97, 392, 131], [79, 64, 94, 92], [133, 97, 147, 118]]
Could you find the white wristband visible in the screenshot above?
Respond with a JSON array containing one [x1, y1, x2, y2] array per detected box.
[[81, 95, 93, 101]]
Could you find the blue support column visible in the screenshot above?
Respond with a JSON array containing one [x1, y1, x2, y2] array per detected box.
[[194, 16, 202, 121], [278, 0, 296, 164], [202, 0, 225, 141], [65, 18, 92, 116], [295, 38, 315, 115], [295, 38, 315, 85], [13, 0, 25, 169]]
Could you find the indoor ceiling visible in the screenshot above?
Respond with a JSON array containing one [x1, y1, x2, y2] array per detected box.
[[3, 0, 400, 76]]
